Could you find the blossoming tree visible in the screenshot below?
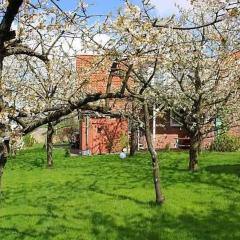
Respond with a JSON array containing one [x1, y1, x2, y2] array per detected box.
[[154, 0, 240, 171]]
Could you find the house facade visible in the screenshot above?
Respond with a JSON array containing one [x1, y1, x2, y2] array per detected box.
[[76, 55, 130, 155], [75, 55, 239, 155]]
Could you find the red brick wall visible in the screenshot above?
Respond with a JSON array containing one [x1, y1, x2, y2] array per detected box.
[[228, 126, 240, 137], [76, 55, 121, 93], [141, 114, 188, 149], [76, 55, 130, 111], [80, 116, 128, 155], [77, 55, 240, 153]]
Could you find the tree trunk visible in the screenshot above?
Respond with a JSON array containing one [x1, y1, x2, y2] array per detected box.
[[0, 35, 5, 193], [0, 0, 24, 192], [0, 139, 9, 192], [197, 136, 203, 155], [0, 164, 3, 192], [143, 102, 164, 204], [129, 100, 139, 156], [0, 159, 6, 192], [130, 125, 138, 156], [189, 135, 200, 171], [47, 122, 54, 167]]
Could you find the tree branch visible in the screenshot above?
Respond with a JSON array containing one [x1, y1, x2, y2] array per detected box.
[[4, 45, 48, 62]]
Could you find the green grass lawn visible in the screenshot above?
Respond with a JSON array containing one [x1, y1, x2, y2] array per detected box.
[[0, 147, 240, 240]]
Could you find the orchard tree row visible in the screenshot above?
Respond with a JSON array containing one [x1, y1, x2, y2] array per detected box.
[[0, 0, 239, 204]]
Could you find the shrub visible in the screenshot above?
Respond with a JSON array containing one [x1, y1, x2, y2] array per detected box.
[[119, 133, 129, 150], [33, 158, 45, 168], [64, 148, 70, 158], [164, 143, 171, 151], [23, 134, 37, 148], [210, 134, 240, 152]]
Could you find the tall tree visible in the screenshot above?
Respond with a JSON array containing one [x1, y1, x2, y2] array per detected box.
[[94, 0, 240, 201], [93, 1, 167, 203], [0, 0, 128, 188], [155, 2, 240, 171]]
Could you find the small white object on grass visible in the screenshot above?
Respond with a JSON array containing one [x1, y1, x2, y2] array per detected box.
[[119, 152, 126, 159]]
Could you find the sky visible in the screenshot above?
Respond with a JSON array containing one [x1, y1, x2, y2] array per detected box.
[[59, 0, 191, 16], [53, 0, 192, 54], [151, 0, 191, 16]]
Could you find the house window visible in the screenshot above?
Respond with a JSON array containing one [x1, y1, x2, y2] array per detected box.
[[170, 111, 183, 127]]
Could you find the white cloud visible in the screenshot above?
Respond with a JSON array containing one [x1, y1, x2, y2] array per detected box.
[[151, 0, 191, 16], [60, 36, 83, 56], [59, 33, 111, 56], [93, 34, 110, 46]]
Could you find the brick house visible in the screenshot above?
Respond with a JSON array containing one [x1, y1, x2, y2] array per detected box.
[[76, 55, 130, 155], [75, 54, 239, 155]]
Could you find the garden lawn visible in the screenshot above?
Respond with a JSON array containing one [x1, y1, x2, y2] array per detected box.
[[0, 147, 240, 240]]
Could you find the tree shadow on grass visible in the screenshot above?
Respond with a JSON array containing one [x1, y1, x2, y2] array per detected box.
[[1, 204, 239, 240], [0, 213, 85, 240], [87, 180, 153, 206], [8, 148, 46, 170], [205, 164, 240, 177], [2, 149, 240, 239], [89, 204, 240, 240]]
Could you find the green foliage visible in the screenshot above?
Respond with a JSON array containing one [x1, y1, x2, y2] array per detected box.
[[1, 148, 240, 240], [64, 148, 70, 158], [55, 117, 79, 143], [33, 157, 45, 168], [119, 133, 129, 149], [210, 134, 240, 152], [23, 134, 37, 148], [164, 143, 171, 151]]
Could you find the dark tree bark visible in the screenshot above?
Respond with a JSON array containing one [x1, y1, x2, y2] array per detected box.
[[143, 102, 164, 204], [105, 62, 118, 108], [0, 0, 24, 192], [130, 125, 138, 156], [0, 139, 10, 191], [47, 122, 54, 167], [0, 158, 7, 192], [22, 92, 126, 134], [189, 133, 200, 171], [197, 136, 203, 155]]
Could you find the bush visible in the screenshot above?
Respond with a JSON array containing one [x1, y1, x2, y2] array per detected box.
[[210, 134, 240, 152], [23, 134, 37, 148], [119, 133, 129, 150], [64, 148, 70, 158], [164, 143, 171, 151]]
